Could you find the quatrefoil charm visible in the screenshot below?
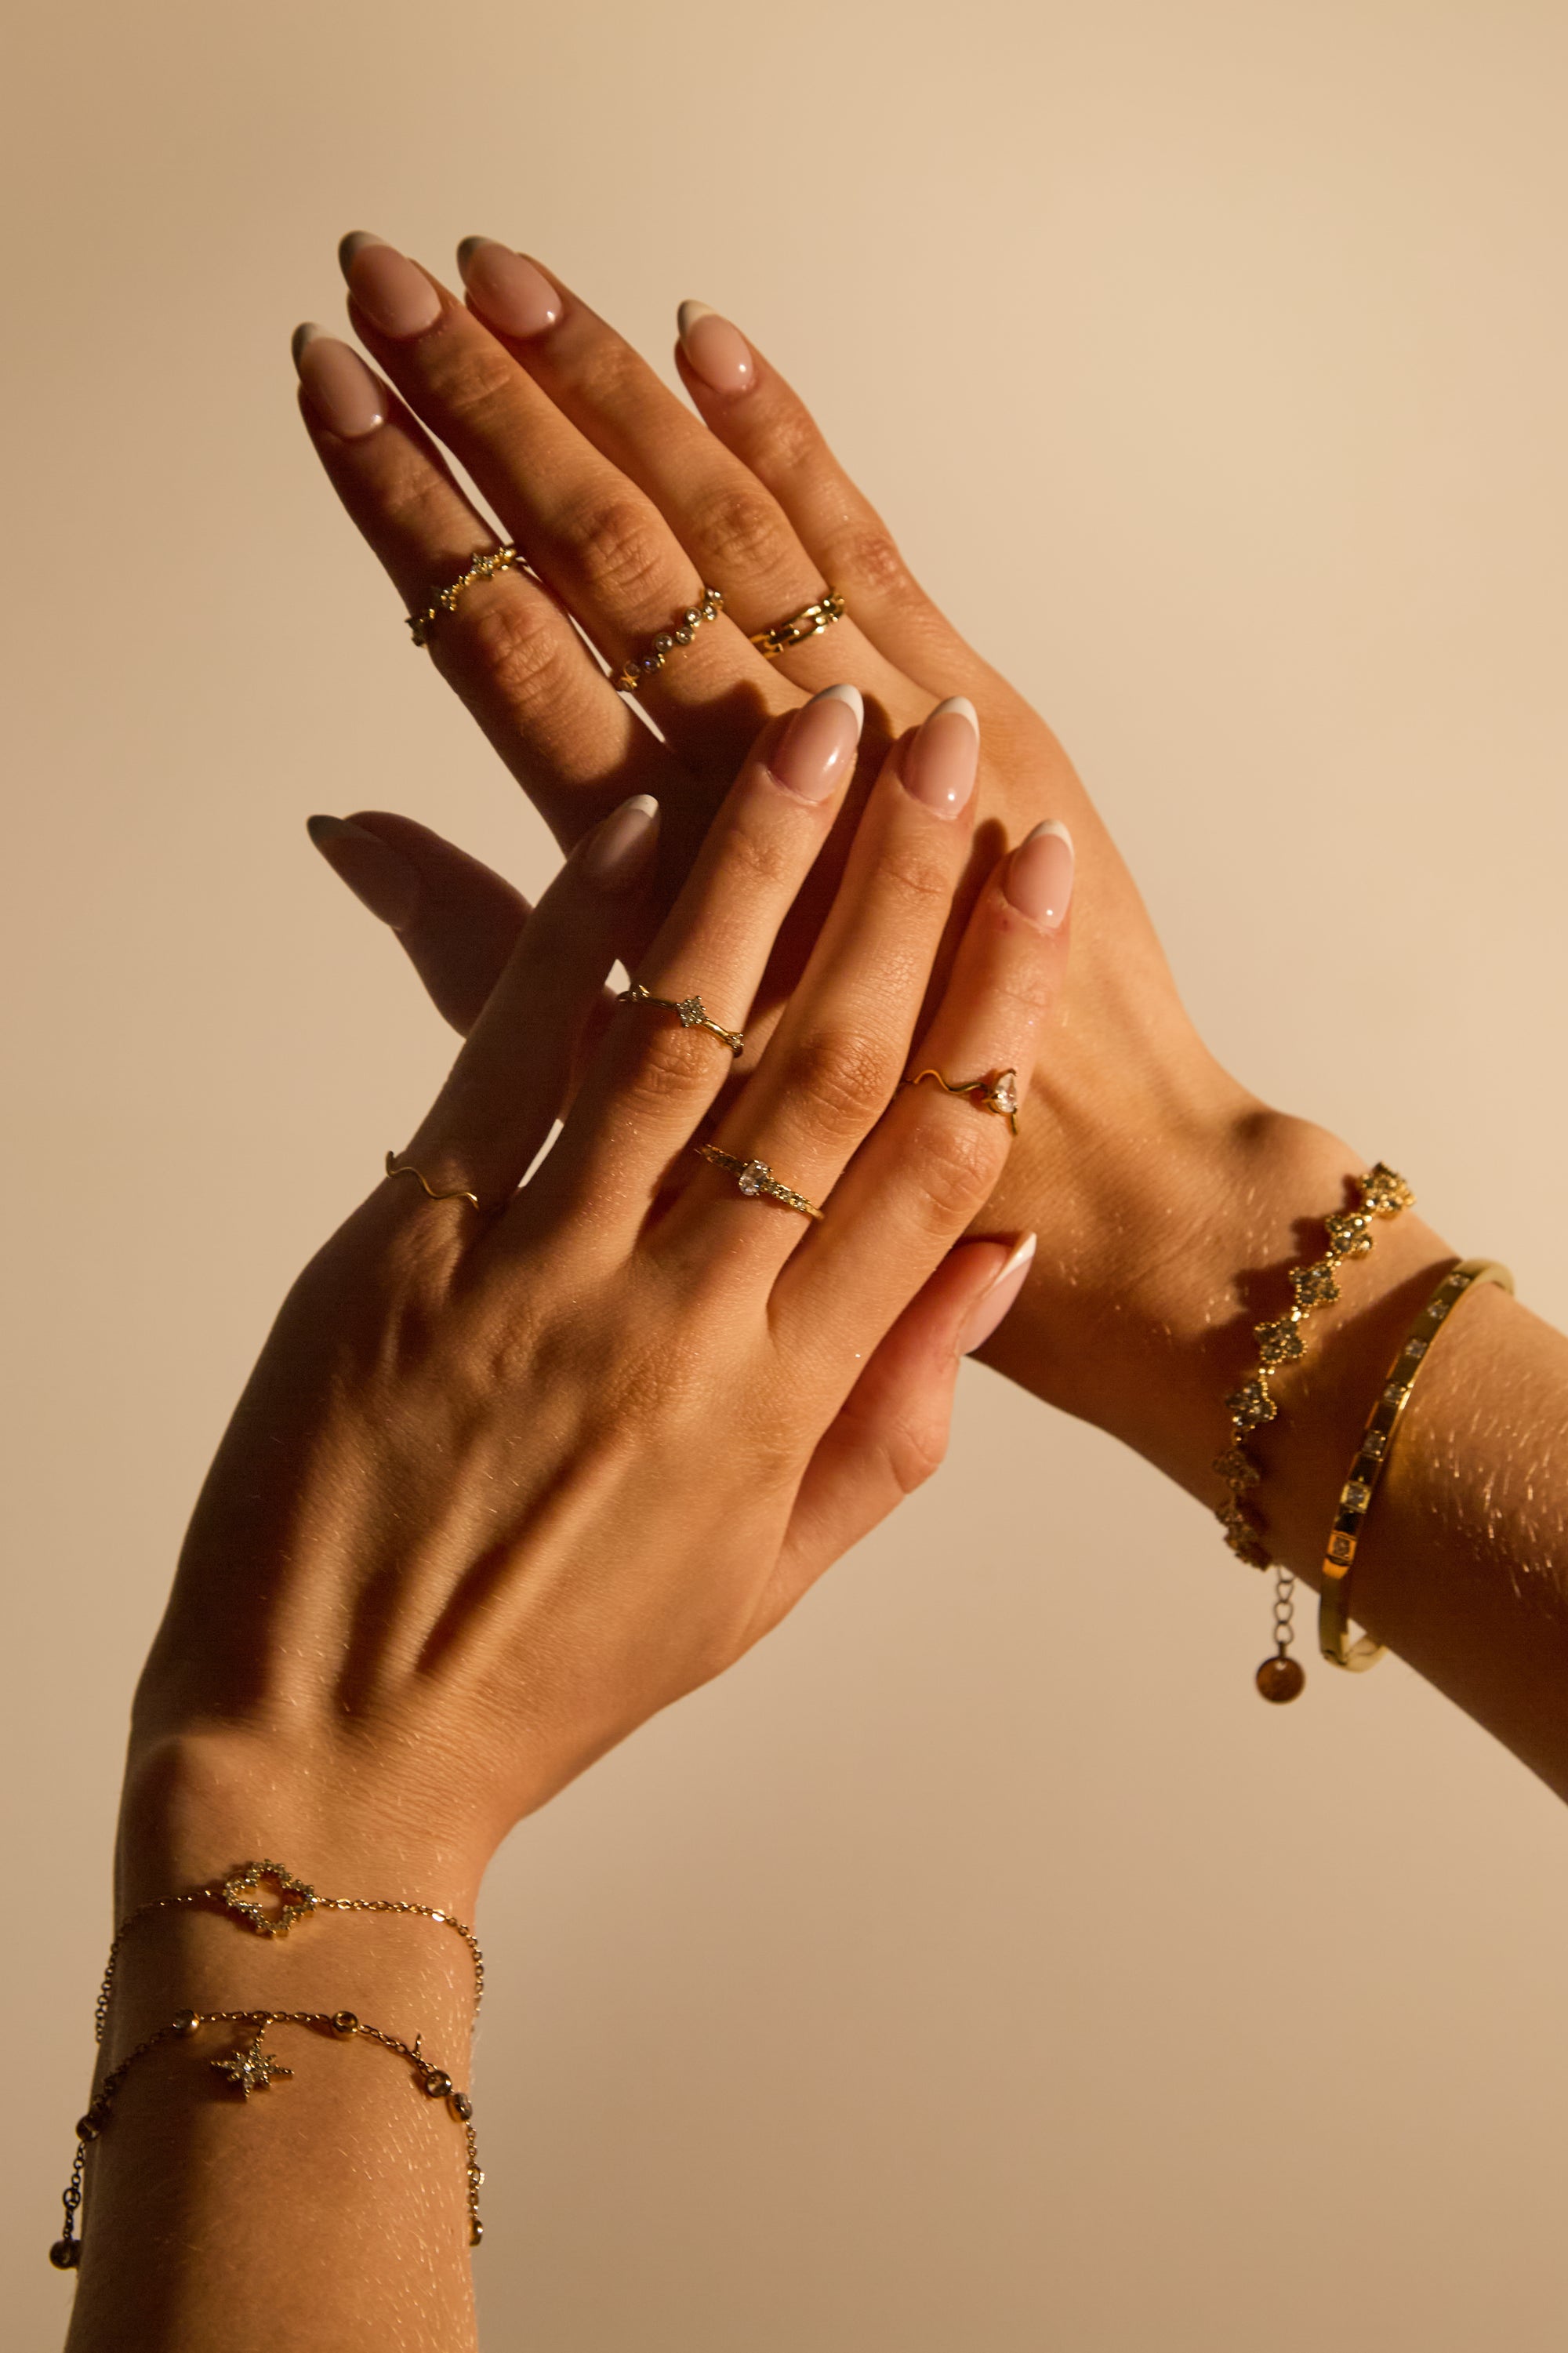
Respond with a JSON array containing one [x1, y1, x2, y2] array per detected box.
[[219, 1860, 318, 1937]]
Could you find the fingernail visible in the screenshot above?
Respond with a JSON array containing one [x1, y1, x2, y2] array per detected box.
[[1004, 819, 1075, 931], [457, 238, 563, 339], [771, 684, 864, 804], [902, 697, 979, 819], [579, 793, 660, 891], [677, 300, 755, 396], [339, 233, 442, 340], [307, 815, 419, 929], [292, 325, 386, 439], [956, 1233, 1036, 1357]]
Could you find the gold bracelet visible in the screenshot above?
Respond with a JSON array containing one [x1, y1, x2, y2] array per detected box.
[[96, 1860, 484, 2042], [52, 2005, 481, 2269], [1209, 1162, 1416, 1705], [1319, 1258, 1514, 1671]]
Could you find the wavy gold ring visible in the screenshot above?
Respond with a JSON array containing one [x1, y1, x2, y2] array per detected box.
[[901, 1067, 1020, 1137], [384, 1151, 482, 1210]]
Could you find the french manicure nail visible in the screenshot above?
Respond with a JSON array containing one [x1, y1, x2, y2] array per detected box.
[[340, 234, 442, 340], [579, 793, 660, 891], [456, 238, 563, 339], [903, 697, 979, 818], [956, 1233, 1037, 1357], [307, 815, 419, 929], [771, 684, 864, 803], [292, 325, 386, 439], [677, 300, 755, 395], [1004, 819, 1075, 930]]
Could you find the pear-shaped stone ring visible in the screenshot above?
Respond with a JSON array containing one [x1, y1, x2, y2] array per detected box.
[[900, 1066, 1020, 1137], [618, 980, 746, 1058]]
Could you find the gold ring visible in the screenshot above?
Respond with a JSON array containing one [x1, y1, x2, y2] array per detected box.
[[405, 546, 518, 648], [613, 586, 725, 692], [384, 1150, 482, 1209], [694, 1144, 824, 1221], [749, 586, 848, 660], [901, 1067, 1020, 1137], [618, 981, 745, 1058]]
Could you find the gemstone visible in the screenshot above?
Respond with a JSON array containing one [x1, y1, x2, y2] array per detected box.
[[1328, 1533, 1353, 1563], [1360, 1164, 1414, 1216], [211, 2032, 292, 2097], [1363, 1429, 1388, 1458], [673, 624, 694, 645], [1404, 1338, 1428, 1360], [49, 2239, 81, 2270], [1343, 1480, 1372, 1511], [1428, 1296, 1450, 1320], [76, 2113, 102, 2141], [676, 996, 706, 1027], [172, 2009, 200, 2036], [1225, 1377, 1276, 1431], [1213, 1446, 1260, 1487], [1291, 1260, 1341, 1309], [452, 2091, 474, 2121], [652, 633, 673, 655], [470, 2217, 485, 2246], [738, 1160, 770, 1196], [989, 1070, 1019, 1117], [1325, 1212, 1372, 1258], [331, 2012, 361, 2037], [683, 608, 702, 628], [1383, 1383, 1409, 1407], [220, 1861, 318, 1937], [423, 2071, 454, 2099], [1254, 1317, 1305, 1369]]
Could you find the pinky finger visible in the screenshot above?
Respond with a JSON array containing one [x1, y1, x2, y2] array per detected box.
[[743, 1233, 1036, 1643], [309, 809, 529, 1035]]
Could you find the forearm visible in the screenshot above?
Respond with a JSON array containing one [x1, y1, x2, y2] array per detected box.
[[64, 1764, 485, 2353], [982, 1103, 1568, 1796]]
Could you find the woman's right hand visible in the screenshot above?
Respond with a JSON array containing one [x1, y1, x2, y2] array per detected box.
[[127, 690, 1069, 1916]]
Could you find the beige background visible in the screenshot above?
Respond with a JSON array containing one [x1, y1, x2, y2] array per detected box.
[[5, 2, 1567, 2344]]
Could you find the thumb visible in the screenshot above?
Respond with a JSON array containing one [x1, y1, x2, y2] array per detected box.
[[307, 809, 529, 1037]]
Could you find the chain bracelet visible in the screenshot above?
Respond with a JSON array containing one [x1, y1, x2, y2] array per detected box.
[[96, 1861, 484, 2042], [53, 2006, 481, 2269]]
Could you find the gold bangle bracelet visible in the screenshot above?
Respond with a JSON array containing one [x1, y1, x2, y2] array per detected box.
[[1318, 1257, 1514, 1672]]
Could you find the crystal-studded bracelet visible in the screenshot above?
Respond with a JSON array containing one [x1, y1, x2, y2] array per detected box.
[[1210, 1161, 1416, 1703], [52, 2005, 481, 2270]]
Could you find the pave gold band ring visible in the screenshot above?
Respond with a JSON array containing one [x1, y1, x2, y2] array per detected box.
[[901, 1066, 1020, 1137], [613, 586, 725, 692], [694, 1144, 824, 1221], [618, 981, 745, 1058], [749, 586, 848, 660], [405, 546, 518, 648], [384, 1150, 482, 1210]]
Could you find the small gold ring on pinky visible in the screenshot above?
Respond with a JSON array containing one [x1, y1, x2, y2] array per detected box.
[[749, 586, 848, 660], [901, 1067, 1020, 1137], [618, 981, 745, 1058], [613, 586, 725, 692], [405, 546, 518, 648], [384, 1151, 482, 1209], [694, 1145, 824, 1221]]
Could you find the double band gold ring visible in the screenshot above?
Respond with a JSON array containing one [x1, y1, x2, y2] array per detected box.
[[619, 981, 745, 1058], [901, 1066, 1020, 1137]]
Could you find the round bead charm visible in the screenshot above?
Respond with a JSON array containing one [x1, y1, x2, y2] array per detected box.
[[49, 2238, 81, 2269], [451, 2090, 474, 2121], [423, 2069, 454, 2099], [1255, 1655, 1306, 1704], [331, 2011, 361, 2037]]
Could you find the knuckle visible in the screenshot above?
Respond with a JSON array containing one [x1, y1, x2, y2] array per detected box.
[[612, 1022, 713, 1120], [455, 590, 568, 709], [752, 401, 821, 480], [689, 482, 789, 583], [877, 1406, 949, 1496], [899, 1109, 1003, 1231], [787, 1028, 895, 1146], [564, 489, 672, 611], [876, 841, 955, 913], [821, 520, 911, 601]]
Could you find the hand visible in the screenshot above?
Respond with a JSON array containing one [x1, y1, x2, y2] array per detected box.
[[127, 694, 1069, 1912], [293, 238, 1314, 1501]]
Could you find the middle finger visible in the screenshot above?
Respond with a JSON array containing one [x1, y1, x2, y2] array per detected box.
[[339, 233, 796, 772]]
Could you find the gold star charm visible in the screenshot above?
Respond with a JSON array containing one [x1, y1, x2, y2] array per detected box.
[[211, 2030, 293, 2098]]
